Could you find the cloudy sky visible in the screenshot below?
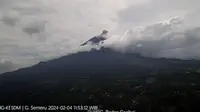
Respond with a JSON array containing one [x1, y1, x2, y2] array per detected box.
[[0, 0, 200, 74]]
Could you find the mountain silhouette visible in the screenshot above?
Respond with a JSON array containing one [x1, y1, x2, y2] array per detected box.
[[1, 47, 199, 79], [0, 34, 200, 111]]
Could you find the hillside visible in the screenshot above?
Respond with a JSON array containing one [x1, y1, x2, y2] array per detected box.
[[0, 47, 200, 112]]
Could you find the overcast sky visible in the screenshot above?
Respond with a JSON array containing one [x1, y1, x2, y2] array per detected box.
[[0, 0, 200, 74]]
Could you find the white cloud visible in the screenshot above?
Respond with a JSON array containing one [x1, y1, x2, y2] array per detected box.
[[107, 17, 200, 59]]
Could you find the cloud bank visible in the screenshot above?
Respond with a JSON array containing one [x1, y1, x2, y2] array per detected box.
[[106, 17, 200, 60]]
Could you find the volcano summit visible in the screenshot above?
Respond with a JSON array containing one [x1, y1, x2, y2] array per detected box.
[[0, 31, 200, 112]]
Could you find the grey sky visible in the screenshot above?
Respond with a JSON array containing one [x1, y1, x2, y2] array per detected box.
[[0, 0, 200, 73], [118, 0, 200, 28]]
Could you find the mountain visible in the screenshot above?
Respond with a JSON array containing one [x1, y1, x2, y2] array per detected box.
[[1, 47, 199, 79], [0, 34, 200, 111]]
